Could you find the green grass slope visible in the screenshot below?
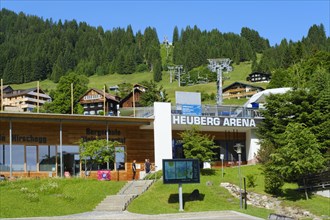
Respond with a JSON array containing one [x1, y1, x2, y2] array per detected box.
[[128, 165, 329, 218], [0, 178, 125, 218], [9, 61, 267, 106]]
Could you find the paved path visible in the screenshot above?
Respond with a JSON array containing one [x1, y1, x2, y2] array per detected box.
[[1, 211, 264, 220]]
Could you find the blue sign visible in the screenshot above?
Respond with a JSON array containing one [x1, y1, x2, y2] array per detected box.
[[182, 104, 202, 116]]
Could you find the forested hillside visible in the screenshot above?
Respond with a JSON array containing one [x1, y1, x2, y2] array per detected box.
[[0, 9, 329, 88], [1, 9, 265, 85]]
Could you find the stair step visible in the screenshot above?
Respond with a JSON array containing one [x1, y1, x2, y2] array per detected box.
[[94, 180, 155, 211]]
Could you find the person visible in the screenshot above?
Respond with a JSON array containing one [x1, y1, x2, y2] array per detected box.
[[132, 160, 136, 180], [145, 159, 151, 174]]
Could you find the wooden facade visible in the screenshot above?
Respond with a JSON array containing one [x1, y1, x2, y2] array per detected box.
[[222, 82, 264, 100], [79, 88, 120, 116], [246, 72, 271, 82], [120, 84, 147, 108], [0, 112, 153, 180]]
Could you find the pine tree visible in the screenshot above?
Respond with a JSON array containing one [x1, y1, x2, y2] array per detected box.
[[153, 59, 162, 82]]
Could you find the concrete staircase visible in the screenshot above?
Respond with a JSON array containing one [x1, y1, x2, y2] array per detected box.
[[94, 180, 154, 212]]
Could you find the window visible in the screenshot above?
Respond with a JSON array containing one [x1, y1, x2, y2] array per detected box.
[[9, 145, 25, 171], [26, 146, 37, 171], [0, 145, 10, 171], [115, 146, 125, 170], [39, 145, 56, 171]]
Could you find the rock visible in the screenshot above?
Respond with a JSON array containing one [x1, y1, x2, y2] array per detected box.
[[220, 182, 230, 187], [206, 181, 213, 186], [220, 182, 319, 220]]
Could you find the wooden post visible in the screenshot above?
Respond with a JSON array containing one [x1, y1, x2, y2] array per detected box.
[[103, 85, 106, 116], [71, 83, 73, 114], [304, 178, 309, 200], [37, 81, 40, 113], [0, 78, 3, 111]]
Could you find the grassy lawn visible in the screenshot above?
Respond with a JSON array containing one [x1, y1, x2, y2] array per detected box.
[[0, 166, 328, 218], [128, 166, 273, 219], [128, 165, 330, 218], [0, 178, 125, 218]]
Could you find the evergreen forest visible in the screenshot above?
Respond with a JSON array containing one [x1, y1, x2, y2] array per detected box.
[[1, 8, 329, 86]]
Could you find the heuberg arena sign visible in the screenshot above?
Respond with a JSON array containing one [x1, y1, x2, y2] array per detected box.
[[172, 115, 257, 127]]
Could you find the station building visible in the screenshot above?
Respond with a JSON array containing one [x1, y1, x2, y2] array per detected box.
[[0, 102, 262, 181]]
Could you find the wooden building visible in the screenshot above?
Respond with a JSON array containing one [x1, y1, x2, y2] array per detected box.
[[222, 82, 264, 100], [120, 84, 147, 108], [79, 88, 120, 116], [246, 72, 271, 82], [0, 112, 153, 180], [0, 103, 264, 180]]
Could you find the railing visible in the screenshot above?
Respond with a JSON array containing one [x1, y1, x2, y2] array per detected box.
[[120, 107, 154, 118], [173, 105, 263, 118], [120, 105, 263, 119]]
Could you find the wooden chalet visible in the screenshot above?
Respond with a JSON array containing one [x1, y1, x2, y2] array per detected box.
[[120, 84, 147, 108], [222, 82, 264, 100], [79, 88, 120, 116], [246, 72, 271, 82]]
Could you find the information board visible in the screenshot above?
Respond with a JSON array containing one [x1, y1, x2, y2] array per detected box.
[[182, 104, 202, 116], [162, 159, 200, 184]]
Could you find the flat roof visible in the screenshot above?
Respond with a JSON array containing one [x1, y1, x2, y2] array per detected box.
[[0, 112, 153, 126]]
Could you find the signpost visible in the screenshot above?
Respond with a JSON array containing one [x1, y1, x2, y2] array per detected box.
[[163, 159, 200, 211]]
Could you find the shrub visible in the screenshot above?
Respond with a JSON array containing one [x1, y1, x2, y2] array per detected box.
[[246, 174, 257, 188], [264, 170, 283, 195], [136, 64, 148, 72]]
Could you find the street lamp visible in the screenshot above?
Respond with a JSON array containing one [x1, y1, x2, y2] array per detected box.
[[234, 143, 244, 209], [220, 154, 224, 178]]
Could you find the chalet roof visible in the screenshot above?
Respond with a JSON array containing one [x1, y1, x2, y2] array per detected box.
[[1, 85, 13, 92], [80, 88, 120, 102], [3, 87, 50, 98], [133, 83, 147, 89], [119, 87, 145, 104], [222, 82, 264, 92]]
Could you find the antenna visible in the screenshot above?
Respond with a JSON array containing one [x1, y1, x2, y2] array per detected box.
[[207, 58, 232, 105]]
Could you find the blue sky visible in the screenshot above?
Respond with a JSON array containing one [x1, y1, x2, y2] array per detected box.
[[1, 0, 329, 46]]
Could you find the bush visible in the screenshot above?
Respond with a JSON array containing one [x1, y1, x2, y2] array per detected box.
[[264, 170, 284, 195], [246, 174, 257, 188], [136, 64, 148, 72]]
